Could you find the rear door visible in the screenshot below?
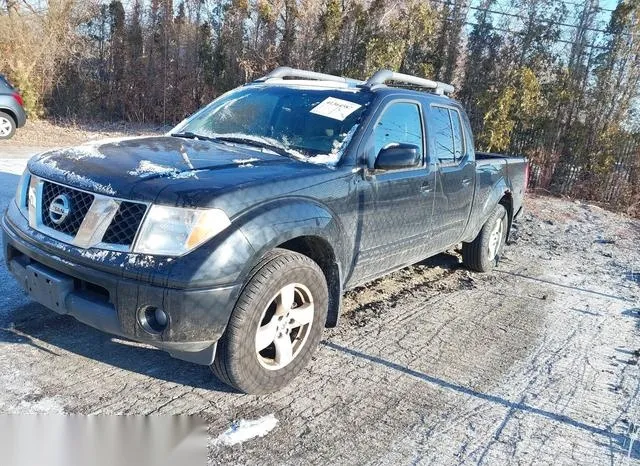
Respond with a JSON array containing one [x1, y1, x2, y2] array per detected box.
[[428, 105, 475, 251], [349, 98, 437, 285]]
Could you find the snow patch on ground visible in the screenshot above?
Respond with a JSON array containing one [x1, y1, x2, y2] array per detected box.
[[128, 160, 179, 177], [17, 396, 66, 414], [0, 347, 65, 414], [213, 414, 278, 447], [0, 158, 28, 175]]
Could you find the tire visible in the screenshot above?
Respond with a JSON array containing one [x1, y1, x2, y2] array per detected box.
[[462, 204, 508, 272], [212, 248, 328, 394], [0, 111, 16, 140]]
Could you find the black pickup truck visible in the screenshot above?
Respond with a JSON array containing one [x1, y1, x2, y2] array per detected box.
[[2, 68, 527, 393]]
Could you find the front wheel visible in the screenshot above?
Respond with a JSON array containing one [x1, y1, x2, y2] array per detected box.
[[462, 204, 508, 272], [211, 249, 328, 394]]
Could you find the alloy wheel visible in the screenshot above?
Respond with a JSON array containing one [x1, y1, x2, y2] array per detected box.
[[255, 283, 315, 370], [487, 215, 504, 260], [0, 117, 12, 137]]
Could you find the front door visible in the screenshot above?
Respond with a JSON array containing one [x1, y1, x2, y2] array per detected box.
[[348, 99, 436, 286]]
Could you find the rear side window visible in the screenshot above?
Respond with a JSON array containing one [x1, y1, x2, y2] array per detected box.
[[451, 110, 465, 159], [374, 102, 424, 158], [0, 75, 14, 90], [431, 106, 465, 163]]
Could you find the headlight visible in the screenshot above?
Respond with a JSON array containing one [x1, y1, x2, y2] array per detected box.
[[15, 169, 30, 210], [133, 205, 231, 256]]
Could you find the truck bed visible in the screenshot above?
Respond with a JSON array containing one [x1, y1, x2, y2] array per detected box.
[[476, 151, 524, 163], [474, 151, 528, 222]]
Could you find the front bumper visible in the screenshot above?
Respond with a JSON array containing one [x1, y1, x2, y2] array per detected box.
[[2, 205, 242, 365]]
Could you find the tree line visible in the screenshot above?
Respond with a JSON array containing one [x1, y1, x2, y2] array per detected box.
[[1, 0, 639, 213]]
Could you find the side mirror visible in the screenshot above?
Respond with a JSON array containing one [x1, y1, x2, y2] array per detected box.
[[374, 143, 421, 170]]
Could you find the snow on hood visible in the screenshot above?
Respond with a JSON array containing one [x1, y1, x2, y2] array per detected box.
[[31, 158, 116, 195], [26, 135, 337, 203]]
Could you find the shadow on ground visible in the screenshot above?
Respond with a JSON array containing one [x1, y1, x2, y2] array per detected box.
[[0, 252, 464, 394], [322, 340, 640, 461], [496, 269, 634, 302], [0, 301, 235, 393], [622, 308, 640, 330]]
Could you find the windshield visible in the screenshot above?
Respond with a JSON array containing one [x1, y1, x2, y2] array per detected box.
[[172, 85, 372, 165]]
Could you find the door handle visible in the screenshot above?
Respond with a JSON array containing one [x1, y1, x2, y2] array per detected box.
[[420, 182, 433, 193], [461, 178, 472, 186]]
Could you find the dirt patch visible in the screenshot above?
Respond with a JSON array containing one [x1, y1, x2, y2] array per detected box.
[[1, 119, 164, 147], [343, 254, 474, 328]]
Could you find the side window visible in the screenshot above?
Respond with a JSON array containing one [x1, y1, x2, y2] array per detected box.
[[450, 110, 465, 159], [431, 106, 466, 163], [431, 106, 455, 162], [374, 102, 424, 161]]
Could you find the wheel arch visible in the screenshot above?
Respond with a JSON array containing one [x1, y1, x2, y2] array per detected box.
[[0, 107, 18, 126], [277, 235, 343, 328], [236, 198, 347, 328], [498, 191, 514, 242], [462, 176, 513, 243]]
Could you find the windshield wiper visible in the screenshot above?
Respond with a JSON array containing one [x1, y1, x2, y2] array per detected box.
[[170, 131, 214, 141], [211, 136, 299, 159]]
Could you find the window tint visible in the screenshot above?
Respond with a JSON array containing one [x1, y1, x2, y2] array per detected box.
[[431, 106, 466, 163], [431, 106, 455, 162], [374, 102, 423, 159], [450, 110, 465, 159]]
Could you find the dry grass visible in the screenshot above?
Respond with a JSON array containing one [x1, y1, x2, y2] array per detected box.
[[2, 119, 166, 148]]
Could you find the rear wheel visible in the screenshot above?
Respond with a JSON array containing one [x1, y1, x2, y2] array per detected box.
[[0, 111, 16, 139], [462, 204, 508, 272], [212, 249, 328, 394]]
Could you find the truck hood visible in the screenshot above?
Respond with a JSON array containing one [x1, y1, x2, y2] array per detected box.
[[26, 136, 332, 204]]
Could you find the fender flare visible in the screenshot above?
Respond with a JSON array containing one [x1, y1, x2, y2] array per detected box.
[[462, 177, 513, 243]]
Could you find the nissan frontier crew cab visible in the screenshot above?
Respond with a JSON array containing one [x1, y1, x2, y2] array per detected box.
[[2, 68, 527, 394]]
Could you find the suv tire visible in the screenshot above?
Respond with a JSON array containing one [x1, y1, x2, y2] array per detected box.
[[0, 111, 16, 139], [462, 204, 508, 272], [212, 249, 328, 394]]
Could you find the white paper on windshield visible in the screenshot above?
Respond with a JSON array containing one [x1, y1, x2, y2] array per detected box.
[[310, 97, 361, 121]]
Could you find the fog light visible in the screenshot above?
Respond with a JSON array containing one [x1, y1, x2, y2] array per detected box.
[[138, 306, 168, 334]]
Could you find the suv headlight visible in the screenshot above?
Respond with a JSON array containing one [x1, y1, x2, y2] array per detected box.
[[133, 205, 231, 256]]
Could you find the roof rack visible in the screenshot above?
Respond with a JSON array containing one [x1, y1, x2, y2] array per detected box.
[[255, 67, 454, 95], [365, 69, 455, 96], [256, 67, 364, 86]]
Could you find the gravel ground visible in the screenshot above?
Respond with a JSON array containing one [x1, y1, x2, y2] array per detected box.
[[0, 144, 638, 465]]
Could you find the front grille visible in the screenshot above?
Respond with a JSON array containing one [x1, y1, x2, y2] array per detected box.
[[41, 181, 94, 236], [34, 177, 148, 250], [102, 201, 147, 245]]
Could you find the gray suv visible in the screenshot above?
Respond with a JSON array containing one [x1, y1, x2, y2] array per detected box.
[[0, 74, 27, 139]]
